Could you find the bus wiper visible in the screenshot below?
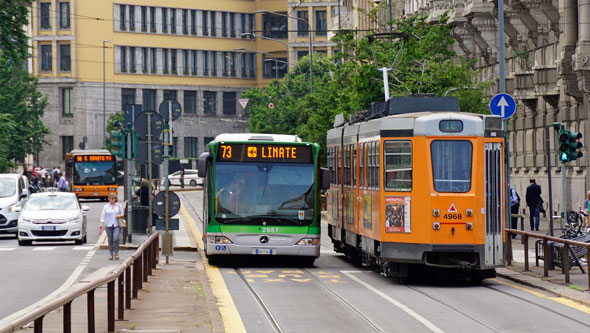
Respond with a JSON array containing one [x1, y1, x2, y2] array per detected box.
[[243, 214, 306, 226]]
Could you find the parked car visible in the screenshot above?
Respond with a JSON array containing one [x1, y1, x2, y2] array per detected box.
[[160, 169, 202, 187], [16, 192, 89, 246], [0, 174, 30, 237]]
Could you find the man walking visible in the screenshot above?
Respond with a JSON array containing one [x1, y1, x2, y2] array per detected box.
[[58, 172, 68, 192], [510, 188, 521, 237], [525, 178, 542, 231]]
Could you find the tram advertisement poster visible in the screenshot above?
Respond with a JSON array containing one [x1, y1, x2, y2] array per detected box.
[[384, 196, 411, 233]]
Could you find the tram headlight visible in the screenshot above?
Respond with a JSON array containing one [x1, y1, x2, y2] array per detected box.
[[466, 209, 473, 217], [208, 236, 232, 244], [432, 209, 440, 217], [296, 238, 319, 246], [466, 223, 473, 230], [432, 222, 440, 230]]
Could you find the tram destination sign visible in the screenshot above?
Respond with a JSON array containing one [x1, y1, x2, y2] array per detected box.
[[75, 155, 114, 162], [217, 144, 313, 163]]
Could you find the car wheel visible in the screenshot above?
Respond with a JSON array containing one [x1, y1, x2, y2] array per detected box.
[[75, 237, 83, 245], [190, 180, 197, 186], [18, 239, 31, 246]]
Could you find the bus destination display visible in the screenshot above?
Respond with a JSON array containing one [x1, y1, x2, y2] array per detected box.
[[218, 144, 312, 163], [75, 155, 114, 162]]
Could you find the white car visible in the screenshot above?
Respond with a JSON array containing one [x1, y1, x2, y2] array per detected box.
[[16, 192, 89, 246], [161, 169, 202, 187]]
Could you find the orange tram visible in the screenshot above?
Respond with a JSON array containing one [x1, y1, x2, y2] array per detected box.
[[326, 96, 506, 282]]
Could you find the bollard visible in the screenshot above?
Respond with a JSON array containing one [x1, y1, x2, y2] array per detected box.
[[88, 289, 95, 333], [64, 301, 72, 333], [543, 239, 549, 277], [563, 244, 570, 284], [107, 281, 115, 332], [118, 274, 124, 320], [125, 266, 132, 308], [523, 234, 529, 271]]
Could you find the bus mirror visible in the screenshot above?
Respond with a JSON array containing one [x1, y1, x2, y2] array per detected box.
[[198, 152, 210, 178], [320, 168, 331, 190]]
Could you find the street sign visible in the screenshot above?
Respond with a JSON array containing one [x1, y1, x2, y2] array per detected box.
[[155, 218, 179, 230], [158, 99, 182, 121], [135, 110, 164, 139], [268, 103, 274, 109], [124, 104, 143, 127], [489, 93, 516, 119], [137, 140, 163, 164], [239, 98, 249, 109], [153, 191, 181, 217]]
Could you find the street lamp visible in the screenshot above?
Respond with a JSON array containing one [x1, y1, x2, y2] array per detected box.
[[234, 47, 279, 80], [253, 10, 313, 94], [102, 40, 111, 148], [240, 32, 291, 69]]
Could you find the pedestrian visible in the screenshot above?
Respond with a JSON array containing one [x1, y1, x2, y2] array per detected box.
[[525, 178, 542, 231], [99, 192, 124, 260], [583, 191, 590, 226], [53, 166, 60, 187], [39, 166, 48, 187], [22, 166, 30, 181], [58, 172, 68, 192], [180, 168, 185, 188], [510, 188, 521, 238]]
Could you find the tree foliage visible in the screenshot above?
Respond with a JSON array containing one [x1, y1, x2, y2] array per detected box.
[[245, 13, 492, 165], [0, 1, 49, 171]]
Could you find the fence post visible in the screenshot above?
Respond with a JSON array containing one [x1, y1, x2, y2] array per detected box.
[[88, 289, 95, 333], [563, 244, 570, 283], [118, 274, 124, 320], [33, 316, 43, 333], [108, 280, 115, 332], [126, 266, 132, 308], [146, 242, 152, 276], [64, 301, 72, 333], [137, 254, 144, 290], [523, 234, 529, 271], [143, 251, 149, 282], [543, 239, 549, 277]]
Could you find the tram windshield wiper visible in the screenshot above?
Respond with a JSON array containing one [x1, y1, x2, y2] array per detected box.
[[217, 213, 307, 226]]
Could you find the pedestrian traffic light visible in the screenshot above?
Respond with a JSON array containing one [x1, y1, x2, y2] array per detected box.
[[567, 131, 583, 161], [558, 130, 570, 162], [110, 130, 126, 158]]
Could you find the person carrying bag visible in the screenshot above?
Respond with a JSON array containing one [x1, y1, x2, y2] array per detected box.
[[99, 193, 124, 260]]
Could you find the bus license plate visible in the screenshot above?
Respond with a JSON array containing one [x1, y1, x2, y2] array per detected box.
[[93, 193, 99, 196], [42, 226, 56, 231], [254, 248, 274, 255]]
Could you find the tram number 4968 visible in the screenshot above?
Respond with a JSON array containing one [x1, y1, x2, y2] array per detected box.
[[443, 213, 462, 220]]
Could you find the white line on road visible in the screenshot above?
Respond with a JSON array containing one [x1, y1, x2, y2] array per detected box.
[[33, 247, 56, 251], [0, 248, 15, 251], [341, 271, 446, 333], [73, 246, 94, 251]]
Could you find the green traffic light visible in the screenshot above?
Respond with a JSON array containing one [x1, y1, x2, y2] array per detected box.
[[560, 152, 569, 162], [110, 130, 126, 158]]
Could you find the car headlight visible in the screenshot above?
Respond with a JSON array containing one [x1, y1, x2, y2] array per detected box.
[[8, 204, 20, 212], [18, 218, 32, 224], [66, 217, 82, 224], [296, 238, 319, 246]]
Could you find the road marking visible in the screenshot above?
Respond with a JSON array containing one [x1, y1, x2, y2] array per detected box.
[[493, 278, 590, 314], [73, 246, 94, 251], [342, 271, 446, 333], [33, 247, 56, 251], [181, 205, 246, 333], [0, 248, 16, 251]]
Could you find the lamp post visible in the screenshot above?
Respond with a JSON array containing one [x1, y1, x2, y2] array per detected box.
[[253, 10, 313, 94], [240, 32, 291, 69], [234, 47, 278, 80], [102, 40, 111, 148]]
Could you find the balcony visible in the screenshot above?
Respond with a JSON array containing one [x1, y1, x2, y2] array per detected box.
[[513, 70, 536, 100], [427, 0, 453, 23], [463, 0, 494, 17], [533, 66, 558, 97], [327, 8, 353, 40]]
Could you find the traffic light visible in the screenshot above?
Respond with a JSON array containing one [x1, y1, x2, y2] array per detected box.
[[110, 130, 126, 158], [567, 131, 583, 161], [558, 130, 570, 162]]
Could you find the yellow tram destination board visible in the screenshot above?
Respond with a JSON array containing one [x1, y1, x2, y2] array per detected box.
[[75, 155, 114, 162], [218, 144, 313, 163]]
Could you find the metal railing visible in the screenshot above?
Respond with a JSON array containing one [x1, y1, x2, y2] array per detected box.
[[0, 232, 160, 333]]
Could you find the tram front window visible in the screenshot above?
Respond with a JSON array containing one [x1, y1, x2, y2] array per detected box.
[[74, 162, 117, 185], [214, 162, 315, 225], [431, 140, 472, 192]]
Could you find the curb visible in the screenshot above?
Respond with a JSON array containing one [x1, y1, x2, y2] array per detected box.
[[98, 243, 198, 252]]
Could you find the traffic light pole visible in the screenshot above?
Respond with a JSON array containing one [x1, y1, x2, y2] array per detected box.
[[163, 102, 173, 264], [126, 131, 134, 243], [147, 113, 153, 234], [545, 126, 555, 237], [562, 161, 568, 219]]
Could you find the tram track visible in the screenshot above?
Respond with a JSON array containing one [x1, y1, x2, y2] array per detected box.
[[235, 268, 284, 333]]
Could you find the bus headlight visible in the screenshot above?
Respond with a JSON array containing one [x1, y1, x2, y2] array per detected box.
[[208, 236, 232, 244], [108, 187, 118, 191], [296, 238, 319, 246], [75, 188, 83, 192]]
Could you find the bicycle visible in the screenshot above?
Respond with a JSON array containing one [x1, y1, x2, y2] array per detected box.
[[563, 210, 588, 239]]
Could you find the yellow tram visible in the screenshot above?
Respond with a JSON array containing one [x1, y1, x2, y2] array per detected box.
[[326, 96, 505, 282]]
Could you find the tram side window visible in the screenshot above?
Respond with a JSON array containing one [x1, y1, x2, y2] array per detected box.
[[431, 140, 472, 193], [368, 142, 374, 189], [384, 140, 412, 191], [352, 145, 357, 186], [376, 141, 380, 188], [344, 145, 350, 186], [336, 147, 340, 185], [359, 144, 364, 188]]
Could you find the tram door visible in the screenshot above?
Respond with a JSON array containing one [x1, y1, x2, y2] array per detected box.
[[484, 142, 504, 266]]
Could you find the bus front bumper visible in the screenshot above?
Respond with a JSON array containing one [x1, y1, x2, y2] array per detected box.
[[205, 233, 320, 257]]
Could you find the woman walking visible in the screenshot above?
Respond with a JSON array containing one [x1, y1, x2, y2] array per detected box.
[[99, 193, 124, 260]]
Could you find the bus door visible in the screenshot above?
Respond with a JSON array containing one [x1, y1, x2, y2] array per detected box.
[[484, 142, 504, 266]]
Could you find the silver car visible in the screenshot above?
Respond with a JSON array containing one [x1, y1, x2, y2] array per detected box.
[[17, 192, 89, 246], [0, 174, 30, 237]]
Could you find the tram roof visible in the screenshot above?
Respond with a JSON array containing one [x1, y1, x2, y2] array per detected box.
[[213, 133, 302, 143]]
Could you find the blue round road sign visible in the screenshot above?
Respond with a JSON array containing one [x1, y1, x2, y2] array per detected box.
[[489, 93, 516, 119]]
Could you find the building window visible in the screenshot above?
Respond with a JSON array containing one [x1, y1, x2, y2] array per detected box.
[[230, 52, 236, 76], [190, 10, 196, 35], [162, 48, 168, 73], [184, 137, 198, 157], [162, 8, 168, 33], [202, 11, 208, 36], [211, 51, 216, 76], [142, 48, 148, 73], [40, 2, 51, 29], [184, 91, 196, 114], [223, 92, 236, 115], [297, 50, 309, 59], [150, 7, 156, 32], [171, 49, 177, 74], [143, 89, 156, 111], [141, 6, 147, 31], [230, 13, 235, 37], [250, 14, 255, 37], [203, 91, 216, 115], [222, 52, 228, 76], [120, 46, 127, 72], [183, 50, 189, 74], [262, 13, 287, 39], [150, 48, 157, 73], [128, 5, 135, 31], [170, 8, 176, 34], [129, 47, 136, 72], [204, 137, 215, 146], [249, 53, 255, 78], [164, 90, 177, 101], [241, 53, 246, 77], [191, 50, 197, 75], [61, 136, 73, 161], [222, 12, 227, 37], [59, 2, 70, 29], [297, 11, 309, 37], [121, 88, 135, 111], [182, 9, 188, 34], [59, 44, 71, 72], [119, 4, 126, 31], [40, 44, 52, 71], [241, 14, 246, 37], [315, 10, 327, 36], [203, 51, 208, 75], [210, 11, 216, 36], [61, 88, 73, 117]]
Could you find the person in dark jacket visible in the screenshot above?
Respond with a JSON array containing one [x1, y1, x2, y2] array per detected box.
[[510, 188, 521, 238], [525, 178, 542, 231]]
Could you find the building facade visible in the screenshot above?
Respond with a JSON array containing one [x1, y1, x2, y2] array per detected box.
[[403, 0, 590, 212]]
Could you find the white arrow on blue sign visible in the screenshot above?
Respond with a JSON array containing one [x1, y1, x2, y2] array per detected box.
[[489, 93, 516, 119]]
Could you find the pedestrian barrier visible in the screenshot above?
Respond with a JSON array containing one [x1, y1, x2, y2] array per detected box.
[[506, 228, 590, 290], [0, 232, 160, 333]]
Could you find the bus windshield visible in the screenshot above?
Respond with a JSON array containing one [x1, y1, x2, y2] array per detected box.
[[214, 162, 315, 225], [74, 161, 117, 186]]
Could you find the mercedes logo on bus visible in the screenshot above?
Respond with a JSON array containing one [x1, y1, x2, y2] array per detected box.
[[259, 236, 269, 244]]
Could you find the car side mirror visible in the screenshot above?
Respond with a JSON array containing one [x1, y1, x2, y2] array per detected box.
[[14, 206, 22, 213], [198, 152, 210, 178], [82, 205, 90, 212], [320, 168, 331, 190]]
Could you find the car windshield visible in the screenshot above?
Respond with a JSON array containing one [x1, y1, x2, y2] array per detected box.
[[25, 196, 79, 211], [214, 162, 315, 226], [74, 161, 117, 185], [0, 178, 16, 198]]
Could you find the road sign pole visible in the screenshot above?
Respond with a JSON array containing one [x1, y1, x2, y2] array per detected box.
[[126, 130, 133, 243], [163, 101, 173, 263], [147, 113, 153, 234], [562, 161, 567, 219]]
